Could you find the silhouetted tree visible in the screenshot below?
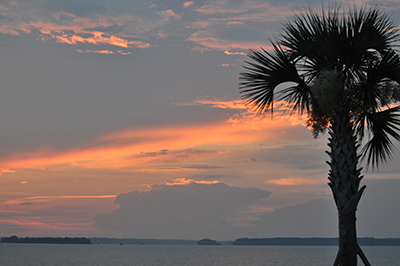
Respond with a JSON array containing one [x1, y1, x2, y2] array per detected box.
[[239, 5, 400, 266]]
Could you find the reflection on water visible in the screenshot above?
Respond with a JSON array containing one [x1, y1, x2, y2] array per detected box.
[[0, 244, 399, 266]]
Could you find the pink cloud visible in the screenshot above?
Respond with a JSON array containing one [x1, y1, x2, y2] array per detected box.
[[159, 9, 182, 20], [77, 49, 115, 54], [224, 50, 246, 55], [26, 195, 117, 199], [183, 1, 194, 8], [187, 30, 272, 51], [265, 177, 325, 186]]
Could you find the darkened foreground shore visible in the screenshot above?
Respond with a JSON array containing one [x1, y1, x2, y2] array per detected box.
[[1, 236, 91, 244]]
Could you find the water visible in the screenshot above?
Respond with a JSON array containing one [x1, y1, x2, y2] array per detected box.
[[0, 244, 399, 266]]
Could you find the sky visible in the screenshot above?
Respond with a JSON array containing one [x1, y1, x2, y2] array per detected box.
[[1, 0, 400, 240]]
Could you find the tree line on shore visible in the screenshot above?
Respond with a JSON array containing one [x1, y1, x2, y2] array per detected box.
[[0, 235, 91, 244], [2, 236, 400, 246]]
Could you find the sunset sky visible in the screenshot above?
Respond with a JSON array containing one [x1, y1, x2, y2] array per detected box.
[[1, 0, 400, 240]]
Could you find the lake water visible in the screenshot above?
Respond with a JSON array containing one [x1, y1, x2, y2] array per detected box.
[[0, 244, 399, 266]]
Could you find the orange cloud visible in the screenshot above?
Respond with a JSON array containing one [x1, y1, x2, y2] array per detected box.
[[266, 177, 324, 186], [166, 178, 222, 186], [55, 31, 130, 47], [0, 195, 117, 235], [26, 195, 117, 199], [0, 217, 97, 232], [78, 49, 114, 54], [176, 99, 247, 109], [77, 49, 133, 55], [177, 99, 308, 128], [0, 99, 310, 173], [224, 51, 246, 55], [1, 16, 150, 50]]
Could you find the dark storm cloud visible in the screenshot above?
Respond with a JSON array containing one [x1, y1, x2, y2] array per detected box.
[[93, 182, 271, 239], [94, 179, 400, 239]]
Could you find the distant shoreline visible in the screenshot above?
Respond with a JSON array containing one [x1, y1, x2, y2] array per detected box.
[[1, 236, 91, 244], [232, 237, 400, 246], [2, 236, 400, 246], [89, 237, 400, 246]]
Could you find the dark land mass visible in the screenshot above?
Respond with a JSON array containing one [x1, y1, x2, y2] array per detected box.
[[90, 238, 233, 245], [1, 235, 91, 244], [232, 237, 400, 246], [90, 237, 400, 246], [3, 236, 399, 246], [197, 238, 221, 245], [90, 237, 199, 245]]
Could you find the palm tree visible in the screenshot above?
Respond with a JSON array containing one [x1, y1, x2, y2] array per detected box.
[[239, 6, 400, 266]]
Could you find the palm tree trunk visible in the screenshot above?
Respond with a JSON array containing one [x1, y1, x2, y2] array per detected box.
[[327, 114, 366, 266]]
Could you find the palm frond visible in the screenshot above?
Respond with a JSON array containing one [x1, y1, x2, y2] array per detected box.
[[361, 106, 400, 168], [239, 44, 308, 114], [239, 4, 400, 170], [280, 7, 339, 71], [281, 6, 400, 75], [354, 50, 400, 140]]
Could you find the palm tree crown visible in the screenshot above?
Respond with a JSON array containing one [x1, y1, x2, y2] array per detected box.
[[239, 6, 400, 168]]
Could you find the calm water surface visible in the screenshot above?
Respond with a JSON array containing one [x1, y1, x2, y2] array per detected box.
[[0, 244, 399, 266]]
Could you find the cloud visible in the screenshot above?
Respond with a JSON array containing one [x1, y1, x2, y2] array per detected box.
[[175, 98, 248, 110], [266, 177, 325, 186], [0, 98, 313, 172], [1, 0, 392, 54], [77, 49, 133, 55], [159, 9, 182, 20], [224, 50, 246, 55], [92, 178, 400, 239], [185, 1, 296, 51], [0, 194, 117, 236], [255, 179, 400, 238], [93, 182, 271, 239], [183, 1, 194, 8], [165, 177, 222, 186], [26, 195, 117, 199], [0, 1, 166, 51]]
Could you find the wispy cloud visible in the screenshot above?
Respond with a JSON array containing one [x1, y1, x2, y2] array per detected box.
[[0, 1, 159, 52], [77, 49, 132, 55], [0, 98, 310, 172], [26, 195, 117, 199], [224, 50, 246, 55], [165, 177, 222, 186], [175, 99, 247, 109], [265, 177, 325, 186], [0, 1, 386, 53]]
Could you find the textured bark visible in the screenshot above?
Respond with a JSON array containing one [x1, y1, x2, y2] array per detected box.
[[327, 114, 366, 266], [338, 211, 358, 265]]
